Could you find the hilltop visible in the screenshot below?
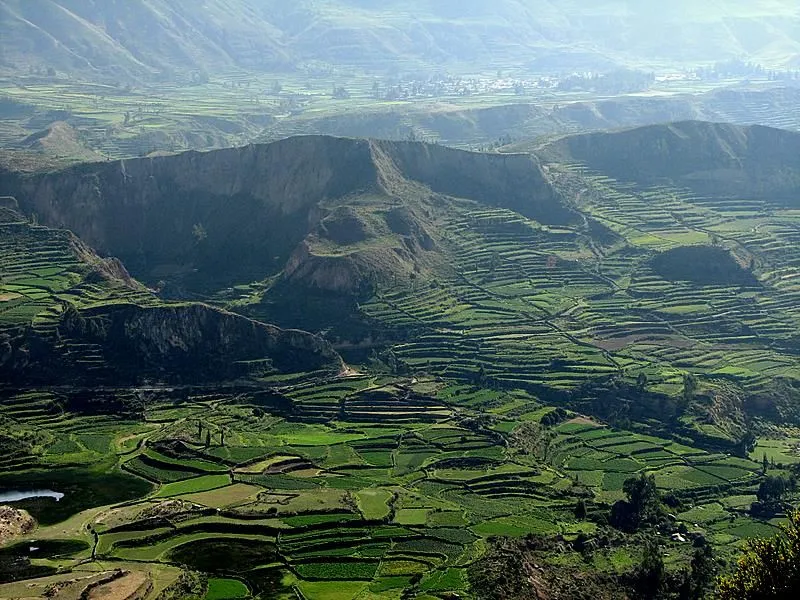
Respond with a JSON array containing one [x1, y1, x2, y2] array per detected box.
[[12, 122, 100, 162], [537, 120, 800, 198]]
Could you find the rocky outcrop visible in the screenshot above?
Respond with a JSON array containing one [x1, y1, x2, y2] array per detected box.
[[651, 245, 759, 287], [0, 506, 35, 545], [370, 139, 573, 225], [53, 302, 343, 383], [1, 301, 343, 385]]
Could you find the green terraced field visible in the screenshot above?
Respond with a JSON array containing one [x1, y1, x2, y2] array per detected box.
[[2, 378, 794, 599]]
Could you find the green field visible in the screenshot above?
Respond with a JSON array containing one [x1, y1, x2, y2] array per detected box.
[[2, 376, 793, 599], [206, 578, 250, 600]]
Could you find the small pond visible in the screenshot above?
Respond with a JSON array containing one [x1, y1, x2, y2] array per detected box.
[[0, 490, 64, 503]]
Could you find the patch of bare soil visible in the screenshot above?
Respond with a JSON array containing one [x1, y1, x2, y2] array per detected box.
[[592, 334, 695, 352], [138, 499, 199, 520], [565, 416, 599, 427], [86, 570, 151, 600]]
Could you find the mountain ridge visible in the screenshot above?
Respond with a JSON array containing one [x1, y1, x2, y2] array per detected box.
[[536, 119, 800, 199], [3, 0, 799, 82], [4, 135, 571, 297]]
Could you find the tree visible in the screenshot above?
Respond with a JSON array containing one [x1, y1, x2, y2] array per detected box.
[[634, 539, 666, 599], [332, 85, 350, 99], [718, 510, 800, 599], [192, 223, 208, 243], [204, 430, 211, 448], [475, 364, 487, 386], [762, 453, 770, 475], [637, 372, 648, 391], [737, 431, 757, 457], [624, 473, 661, 522], [575, 498, 587, 520], [680, 544, 716, 600], [755, 475, 796, 510], [683, 373, 698, 403], [612, 473, 662, 531]]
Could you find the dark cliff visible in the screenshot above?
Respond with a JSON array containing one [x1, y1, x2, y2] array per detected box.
[[4, 136, 570, 295]]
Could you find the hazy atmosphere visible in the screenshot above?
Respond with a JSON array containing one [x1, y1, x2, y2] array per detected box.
[[1, 2, 800, 600]]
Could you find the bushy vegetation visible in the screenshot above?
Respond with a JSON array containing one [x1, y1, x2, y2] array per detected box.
[[718, 510, 800, 599]]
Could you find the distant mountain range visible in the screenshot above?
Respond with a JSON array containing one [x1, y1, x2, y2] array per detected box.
[[2, 0, 800, 82]]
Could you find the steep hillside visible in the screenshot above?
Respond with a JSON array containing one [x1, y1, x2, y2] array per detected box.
[[538, 121, 800, 200], [0, 201, 341, 385], [2, 0, 799, 82], [0, 0, 291, 81], [5, 136, 570, 298]]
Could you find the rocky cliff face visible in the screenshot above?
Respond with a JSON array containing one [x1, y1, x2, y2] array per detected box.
[[1, 302, 342, 386], [10, 136, 380, 285], [59, 303, 342, 382], [371, 139, 572, 224], [6, 136, 569, 296]]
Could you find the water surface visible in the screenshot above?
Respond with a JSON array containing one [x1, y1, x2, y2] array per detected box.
[[0, 490, 64, 502]]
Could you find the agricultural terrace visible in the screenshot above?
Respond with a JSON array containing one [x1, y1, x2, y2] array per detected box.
[[2, 376, 795, 599]]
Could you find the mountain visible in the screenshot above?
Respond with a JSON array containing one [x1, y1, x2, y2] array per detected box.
[[4, 136, 570, 298], [537, 120, 800, 198], [3, 126, 799, 423], [2, 0, 799, 82]]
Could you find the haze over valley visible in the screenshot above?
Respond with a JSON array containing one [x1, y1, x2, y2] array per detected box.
[[1, 3, 800, 600]]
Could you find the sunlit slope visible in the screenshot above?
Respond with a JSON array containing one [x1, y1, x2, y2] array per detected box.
[[2, 0, 799, 81]]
